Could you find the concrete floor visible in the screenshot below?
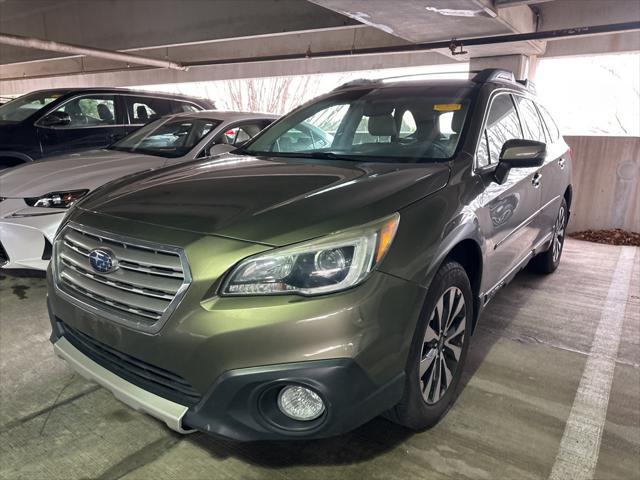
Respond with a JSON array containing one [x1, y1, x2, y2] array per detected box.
[[0, 238, 638, 480]]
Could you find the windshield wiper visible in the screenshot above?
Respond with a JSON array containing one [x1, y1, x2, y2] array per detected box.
[[301, 152, 363, 161], [246, 150, 365, 162]]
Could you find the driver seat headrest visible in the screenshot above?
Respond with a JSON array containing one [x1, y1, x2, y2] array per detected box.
[[136, 105, 149, 122], [97, 103, 113, 122], [368, 114, 397, 137], [450, 110, 465, 133]]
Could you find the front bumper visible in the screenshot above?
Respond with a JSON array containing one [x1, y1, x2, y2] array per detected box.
[[48, 274, 423, 440], [49, 306, 408, 440], [52, 323, 404, 440], [53, 336, 193, 433], [0, 199, 64, 270]]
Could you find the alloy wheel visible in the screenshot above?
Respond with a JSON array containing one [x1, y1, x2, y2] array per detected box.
[[552, 205, 566, 263], [419, 286, 466, 404]]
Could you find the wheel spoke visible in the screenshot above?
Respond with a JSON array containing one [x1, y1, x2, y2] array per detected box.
[[446, 290, 463, 331], [431, 356, 442, 403], [433, 297, 444, 333], [422, 358, 436, 400], [419, 348, 437, 378], [446, 315, 465, 341], [424, 324, 438, 343], [441, 355, 453, 392], [444, 341, 462, 361]]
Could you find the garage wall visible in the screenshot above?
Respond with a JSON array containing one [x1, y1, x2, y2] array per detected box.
[[565, 135, 640, 233]]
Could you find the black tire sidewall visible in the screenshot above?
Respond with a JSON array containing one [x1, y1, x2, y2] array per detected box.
[[550, 198, 568, 269], [399, 261, 473, 429], [532, 198, 568, 274]]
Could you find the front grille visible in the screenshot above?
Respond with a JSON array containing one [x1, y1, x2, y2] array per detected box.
[[58, 321, 201, 406], [54, 223, 190, 332]]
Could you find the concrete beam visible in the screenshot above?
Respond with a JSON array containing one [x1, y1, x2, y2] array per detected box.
[[544, 31, 640, 57], [537, 0, 640, 31], [494, 0, 555, 7], [0, 33, 187, 71], [0, 26, 407, 81], [309, 0, 543, 59], [0, 50, 455, 96], [0, 0, 359, 65]]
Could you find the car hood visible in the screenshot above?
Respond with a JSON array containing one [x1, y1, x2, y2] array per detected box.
[[0, 149, 167, 198], [79, 154, 450, 246]]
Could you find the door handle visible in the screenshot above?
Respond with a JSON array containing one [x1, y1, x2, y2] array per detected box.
[[558, 158, 566, 169], [532, 173, 542, 188]]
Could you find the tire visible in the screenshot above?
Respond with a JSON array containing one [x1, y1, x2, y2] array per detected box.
[[388, 260, 472, 430], [530, 198, 568, 274]]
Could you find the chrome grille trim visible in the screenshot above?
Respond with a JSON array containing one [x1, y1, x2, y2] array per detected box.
[[53, 222, 192, 333]]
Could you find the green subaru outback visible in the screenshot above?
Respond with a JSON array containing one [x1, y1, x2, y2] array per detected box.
[[47, 69, 572, 440]]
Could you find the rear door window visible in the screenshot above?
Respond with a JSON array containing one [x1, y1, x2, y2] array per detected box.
[[515, 96, 546, 143], [124, 96, 173, 124]]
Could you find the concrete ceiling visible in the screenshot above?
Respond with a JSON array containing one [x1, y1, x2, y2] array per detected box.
[[0, 0, 638, 95], [308, 0, 534, 43]]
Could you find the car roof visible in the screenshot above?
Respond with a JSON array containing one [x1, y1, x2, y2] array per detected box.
[[27, 87, 213, 104], [170, 110, 280, 121], [333, 70, 532, 96]]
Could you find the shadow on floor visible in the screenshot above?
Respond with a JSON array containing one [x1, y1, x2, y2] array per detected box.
[[0, 268, 47, 280], [458, 267, 548, 393], [187, 415, 412, 468]]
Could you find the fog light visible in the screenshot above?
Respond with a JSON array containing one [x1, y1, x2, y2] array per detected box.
[[277, 385, 325, 421]]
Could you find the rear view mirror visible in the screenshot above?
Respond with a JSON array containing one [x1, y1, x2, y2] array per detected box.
[[494, 139, 546, 184], [40, 111, 71, 127]]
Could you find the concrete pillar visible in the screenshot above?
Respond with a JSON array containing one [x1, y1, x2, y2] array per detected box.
[[469, 54, 538, 81]]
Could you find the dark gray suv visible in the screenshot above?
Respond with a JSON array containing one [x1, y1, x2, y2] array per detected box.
[[47, 69, 572, 440]]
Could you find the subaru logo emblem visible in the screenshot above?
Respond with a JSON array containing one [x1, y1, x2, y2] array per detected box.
[[89, 248, 118, 274]]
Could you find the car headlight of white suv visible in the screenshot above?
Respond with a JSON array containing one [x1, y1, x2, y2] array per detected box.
[[25, 190, 89, 209]]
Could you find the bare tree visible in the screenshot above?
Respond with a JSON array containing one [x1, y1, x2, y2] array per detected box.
[[219, 75, 322, 114]]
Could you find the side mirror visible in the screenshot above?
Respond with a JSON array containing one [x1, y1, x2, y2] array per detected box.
[[40, 111, 71, 127], [494, 139, 546, 184]]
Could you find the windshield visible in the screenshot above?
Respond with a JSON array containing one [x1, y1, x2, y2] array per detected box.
[[0, 90, 67, 123], [245, 86, 472, 162], [109, 116, 221, 158]]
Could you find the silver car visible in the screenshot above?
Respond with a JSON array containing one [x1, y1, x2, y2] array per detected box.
[[0, 111, 277, 270]]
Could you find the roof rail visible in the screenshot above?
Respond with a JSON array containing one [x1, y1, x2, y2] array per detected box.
[[333, 70, 470, 91], [471, 68, 516, 84], [332, 78, 382, 91]]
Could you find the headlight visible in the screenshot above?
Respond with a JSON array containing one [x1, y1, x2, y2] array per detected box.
[[25, 190, 89, 209], [221, 213, 399, 296]]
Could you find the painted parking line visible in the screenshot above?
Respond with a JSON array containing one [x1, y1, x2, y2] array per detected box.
[[549, 246, 637, 480]]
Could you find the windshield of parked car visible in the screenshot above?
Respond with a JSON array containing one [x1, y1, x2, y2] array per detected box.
[[245, 85, 472, 162], [109, 116, 221, 158], [0, 90, 68, 123]]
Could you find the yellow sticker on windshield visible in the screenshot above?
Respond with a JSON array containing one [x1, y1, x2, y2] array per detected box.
[[433, 103, 462, 112]]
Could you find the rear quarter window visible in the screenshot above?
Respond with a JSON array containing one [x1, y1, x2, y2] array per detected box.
[[515, 96, 546, 143], [537, 104, 560, 142]]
